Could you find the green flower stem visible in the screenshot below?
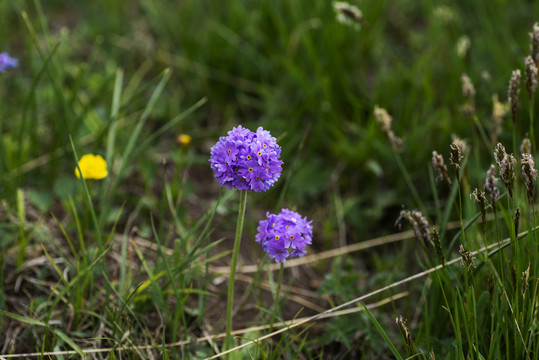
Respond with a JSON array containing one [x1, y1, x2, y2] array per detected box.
[[224, 190, 248, 355]]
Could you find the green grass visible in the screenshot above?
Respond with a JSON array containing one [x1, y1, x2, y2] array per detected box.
[[1, 0, 539, 358]]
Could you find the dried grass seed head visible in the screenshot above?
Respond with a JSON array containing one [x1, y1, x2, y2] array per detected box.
[[484, 164, 500, 211], [433, 5, 456, 24], [503, 154, 517, 182], [333, 1, 363, 30], [508, 69, 521, 124], [396, 315, 414, 355], [374, 106, 392, 132], [459, 244, 475, 272], [460, 74, 476, 116], [521, 153, 537, 200], [374, 105, 404, 151], [461, 73, 476, 98], [471, 188, 486, 204], [520, 137, 532, 155], [432, 227, 445, 266], [494, 143, 517, 199], [522, 264, 530, 298], [432, 151, 452, 186], [456, 36, 471, 58], [530, 22, 539, 65], [471, 188, 487, 229], [525, 55, 538, 98], [396, 209, 431, 247], [494, 142, 507, 167], [449, 137, 466, 172]]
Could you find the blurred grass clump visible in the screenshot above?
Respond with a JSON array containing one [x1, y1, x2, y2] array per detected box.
[[1, 0, 539, 358]]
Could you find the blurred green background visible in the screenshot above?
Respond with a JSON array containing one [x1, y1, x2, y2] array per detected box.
[[1, 0, 538, 241]]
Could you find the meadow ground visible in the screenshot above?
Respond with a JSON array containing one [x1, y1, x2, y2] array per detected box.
[[1, 0, 539, 359]]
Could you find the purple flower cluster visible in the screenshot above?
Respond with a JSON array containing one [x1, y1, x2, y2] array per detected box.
[[0, 52, 18, 72], [256, 209, 313, 262], [209, 126, 283, 192]]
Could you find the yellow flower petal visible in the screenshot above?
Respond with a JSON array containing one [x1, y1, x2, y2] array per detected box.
[[75, 154, 108, 180], [177, 134, 192, 146]]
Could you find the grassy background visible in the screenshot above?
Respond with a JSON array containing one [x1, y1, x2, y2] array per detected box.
[[1, 0, 539, 358]]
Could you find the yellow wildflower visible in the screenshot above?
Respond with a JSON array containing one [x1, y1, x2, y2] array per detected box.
[[75, 154, 108, 180], [177, 134, 192, 147]]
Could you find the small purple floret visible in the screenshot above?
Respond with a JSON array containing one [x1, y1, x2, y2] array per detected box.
[[209, 125, 283, 192], [256, 208, 313, 263], [0, 52, 18, 72]]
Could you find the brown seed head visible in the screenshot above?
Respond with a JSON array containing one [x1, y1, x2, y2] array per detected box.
[[449, 138, 466, 178], [395, 315, 415, 356], [396, 209, 431, 248], [374, 106, 404, 151], [522, 264, 530, 299], [333, 1, 363, 30], [432, 151, 452, 186], [484, 164, 500, 212], [432, 227, 445, 266], [494, 142, 507, 167], [508, 70, 521, 125], [494, 143, 516, 199], [530, 22, 539, 65], [521, 153, 537, 202], [525, 56, 538, 99], [459, 244, 475, 272], [461, 74, 476, 99], [471, 188, 487, 232], [520, 137, 532, 155]]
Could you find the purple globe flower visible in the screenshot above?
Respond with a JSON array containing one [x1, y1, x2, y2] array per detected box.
[[209, 126, 283, 192], [256, 208, 313, 263], [0, 52, 18, 72]]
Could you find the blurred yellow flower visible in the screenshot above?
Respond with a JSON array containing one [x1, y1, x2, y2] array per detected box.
[[177, 134, 192, 146], [75, 154, 108, 180]]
